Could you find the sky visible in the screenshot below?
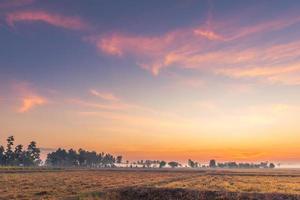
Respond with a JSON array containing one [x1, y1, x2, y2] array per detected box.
[[1, 0, 300, 165]]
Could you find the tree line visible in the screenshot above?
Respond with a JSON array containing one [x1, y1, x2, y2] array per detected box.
[[208, 159, 275, 169], [0, 136, 41, 166], [1, 136, 276, 169], [132, 159, 276, 169], [46, 148, 122, 167], [131, 160, 180, 168]]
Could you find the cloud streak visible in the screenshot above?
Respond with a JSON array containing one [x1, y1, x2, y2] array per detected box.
[[6, 10, 88, 30], [217, 62, 300, 85], [69, 98, 129, 111], [90, 89, 119, 101]]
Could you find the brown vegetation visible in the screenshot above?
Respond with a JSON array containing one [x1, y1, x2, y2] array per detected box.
[[102, 187, 300, 200], [0, 168, 300, 199]]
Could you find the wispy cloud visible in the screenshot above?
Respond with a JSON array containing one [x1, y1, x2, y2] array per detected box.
[[12, 81, 48, 113], [226, 16, 300, 41], [193, 28, 224, 41], [6, 10, 88, 30], [71, 89, 189, 126], [216, 62, 300, 85], [88, 11, 300, 84], [86, 30, 187, 75], [68, 98, 129, 111], [90, 89, 119, 101], [70, 89, 158, 114], [18, 95, 46, 113]]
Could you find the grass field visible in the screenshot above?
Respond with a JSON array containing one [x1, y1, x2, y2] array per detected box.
[[1, 168, 300, 199]]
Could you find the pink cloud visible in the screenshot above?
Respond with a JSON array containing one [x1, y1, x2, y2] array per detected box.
[[193, 28, 224, 41], [88, 11, 300, 80], [87, 30, 201, 75], [89, 31, 181, 57], [6, 10, 88, 30], [18, 95, 47, 113], [10, 81, 48, 113]]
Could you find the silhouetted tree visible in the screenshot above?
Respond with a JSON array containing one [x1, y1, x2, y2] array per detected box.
[[0, 145, 4, 165], [260, 162, 269, 168], [14, 144, 24, 166], [102, 153, 115, 166], [24, 141, 41, 166], [86, 151, 98, 167], [116, 156, 122, 164], [46, 148, 68, 167], [5, 136, 15, 165], [46, 148, 119, 168], [159, 161, 166, 168], [188, 159, 198, 168], [145, 160, 152, 168], [209, 159, 216, 168], [168, 161, 179, 168], [0, 136, 41, 167], [78, 149, 87, 166], [67, 149, 78, 166], [269, 163, 275, 169]]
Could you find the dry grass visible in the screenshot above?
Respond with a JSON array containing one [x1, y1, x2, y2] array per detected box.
[[0, 168, 300, 199]]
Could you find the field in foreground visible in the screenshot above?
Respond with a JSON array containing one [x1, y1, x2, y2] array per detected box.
[[1, 168, 300, 200]]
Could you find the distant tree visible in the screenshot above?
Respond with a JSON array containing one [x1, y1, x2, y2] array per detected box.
[[116, 156, 122, 164], [67, 149, 78, 166], [46, 148, 68, 167], [102, 153, 115, 167], [14, 144, 24, 166], [159, 161, 166, 168], [168, 161, 179, 168], [188, 159, 195, 168], [228, 162, 238, 168], [86, 151, 98, 167], [5, 136, 15, 165], [25, 141, 41, 166], [0, 145, 4, 165], [145, 160, 152, 168], [260, 162, 269, 168], [78, 149, 87, 166], [269, 163, 275, 169], [0, 136, 41, 167], [98, 152, 104, 165], [209, 159, 216, 168]]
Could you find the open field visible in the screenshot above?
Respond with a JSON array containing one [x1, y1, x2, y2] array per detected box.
[[1, 168, 300, 199]]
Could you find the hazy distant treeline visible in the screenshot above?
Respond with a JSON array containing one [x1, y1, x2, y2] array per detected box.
[[186, 159, 276, 169], [0, 136, 41, 166]]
